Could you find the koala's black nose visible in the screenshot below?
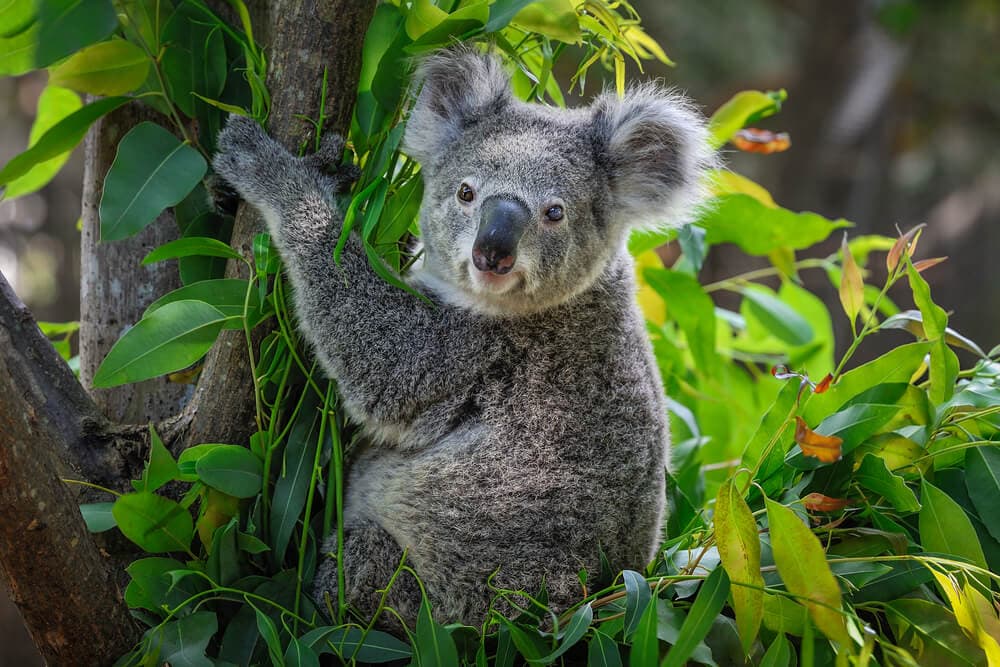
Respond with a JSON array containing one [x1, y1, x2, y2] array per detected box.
[[472, 196, 530, 274]]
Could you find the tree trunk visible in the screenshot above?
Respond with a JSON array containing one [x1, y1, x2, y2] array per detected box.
[[79, 104, 191, 425], [182, 0, 376, 450], [0, 0, 375, 661], [0, 273, 138, 663]]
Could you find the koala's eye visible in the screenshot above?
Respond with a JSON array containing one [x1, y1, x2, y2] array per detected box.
[[545, 205, 564, 222], [457, 183, 475, 203]]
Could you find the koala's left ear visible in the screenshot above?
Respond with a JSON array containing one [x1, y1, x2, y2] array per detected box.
[[403, 47, 512, 168], [591, 85, 716, 230]]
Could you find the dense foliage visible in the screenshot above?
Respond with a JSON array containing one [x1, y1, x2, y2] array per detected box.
[[2, 0, 1000, 665]]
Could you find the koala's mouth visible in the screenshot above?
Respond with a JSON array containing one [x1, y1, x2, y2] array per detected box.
[[466, 261, 523, 295]]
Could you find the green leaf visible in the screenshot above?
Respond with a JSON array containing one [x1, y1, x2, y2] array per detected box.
[[880, 309, 987, 357], [177, 443, 225, 481], [661, 567, 730, 667], [486, 0, 538, 32], [48, 39, 149, 95], [622, 569, 651, 640], [0, 0, 36, 39], [906, 261, 958, 403], [907, 262, 946, 339], [715, 479, 763, 653], [802, 342, 930, 425], [301, 626, 413, 662], [587, 629, 623, 667], [966, 447, 1000, 543], [405, 1, 489, 53], [93, 300, 228, 387], [155, 611, 217, 667], [34, 0, 117, 67], [270, 407, 321, 560], [0, 18, 39, 76], [160, 4, 228, 118], [124, 557, 191, 614], [919, 479, 988, 571], [405, 0, 448, 39], [195, 445, 263, 499], [79, 501, 116, 532], [644, 268, 718, 373], [254, 604, 283, 666], [707, 90, 785, 149], [765, 498, 849, 644], [284, 637, 320, 667], [0, 95, 129, 187], [100, 122, 207, 241], [699, 194, 850, 255], [628, 592, 660, 667], [787, 400, 904, 469], [145, 279, 259, 329], [530, 603, 592, 664], [886, 598, 986, 666], [113, 492, 194, 553], [759, 633, 792, 667], [143, 237, 243, 264], [2, 84, 81, 199], [740, 285, 813, 346], [414, 596, 459, 666], [855, 454, 920, 513], [134, 424, 179, 493]]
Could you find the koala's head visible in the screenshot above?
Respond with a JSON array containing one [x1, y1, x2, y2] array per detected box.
[[404, 48, 714, 316]]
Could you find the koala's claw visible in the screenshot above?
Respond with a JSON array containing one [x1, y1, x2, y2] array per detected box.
[[303, 132, 359, 192], [302, 132, 346, 171]]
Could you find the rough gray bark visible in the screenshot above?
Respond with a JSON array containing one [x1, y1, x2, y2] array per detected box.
[[79, 104, 190, 425], [0, 273, 138, 663], [182, 0, 376, 450]]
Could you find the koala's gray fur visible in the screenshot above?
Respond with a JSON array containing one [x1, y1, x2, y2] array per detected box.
[[212, 47, 714, 627]]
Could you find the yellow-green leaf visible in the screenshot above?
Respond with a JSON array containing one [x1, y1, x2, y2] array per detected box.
[[839, 233, 864, 327], [707, 90, 785, 149], [405, 0, 448, 39], [49, 39, 149, 95], [511, 0, 581, 43], [707, 169, 777, 208], [765, 498, 849, 645], [715, 479, 764, 654], [2, 84, 81, 199]]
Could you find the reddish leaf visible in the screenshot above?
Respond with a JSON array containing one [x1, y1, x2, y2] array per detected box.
[[814, 373, 833, 394], [794, 416, 843, 463], [803, 493, 850, 512], [731, 128, 791, 154], [913, 256, 948, 273], [886, 224, 925, 273]]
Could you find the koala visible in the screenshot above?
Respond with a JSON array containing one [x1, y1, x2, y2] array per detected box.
[[212, 47, 713, 628]]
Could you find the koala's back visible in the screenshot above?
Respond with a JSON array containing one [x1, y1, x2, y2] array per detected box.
[[345, 254, 668, 621]]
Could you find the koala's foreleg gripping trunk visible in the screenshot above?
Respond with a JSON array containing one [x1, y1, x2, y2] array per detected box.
[[212, 116, 497, 431]]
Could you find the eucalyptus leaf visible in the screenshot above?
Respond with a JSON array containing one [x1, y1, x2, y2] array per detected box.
[[100, 122, 207, 241], [93, 300, 229, 387]]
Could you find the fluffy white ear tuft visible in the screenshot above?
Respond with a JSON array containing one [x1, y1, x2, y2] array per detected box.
[[403, 47, 512, 168], [591, 85, 717, 231]]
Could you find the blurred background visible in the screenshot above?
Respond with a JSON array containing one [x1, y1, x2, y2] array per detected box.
[[1, 0, 997, 662]]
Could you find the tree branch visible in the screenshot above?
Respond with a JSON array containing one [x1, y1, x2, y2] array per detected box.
[[0, 271, 138, 664]]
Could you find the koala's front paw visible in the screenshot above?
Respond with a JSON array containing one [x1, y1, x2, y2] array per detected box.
[[212, 115, 293, 201], [303, 132, 361, 193]]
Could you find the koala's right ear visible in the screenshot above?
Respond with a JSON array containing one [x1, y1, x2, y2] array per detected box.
[[403, 47, 512, 167]]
